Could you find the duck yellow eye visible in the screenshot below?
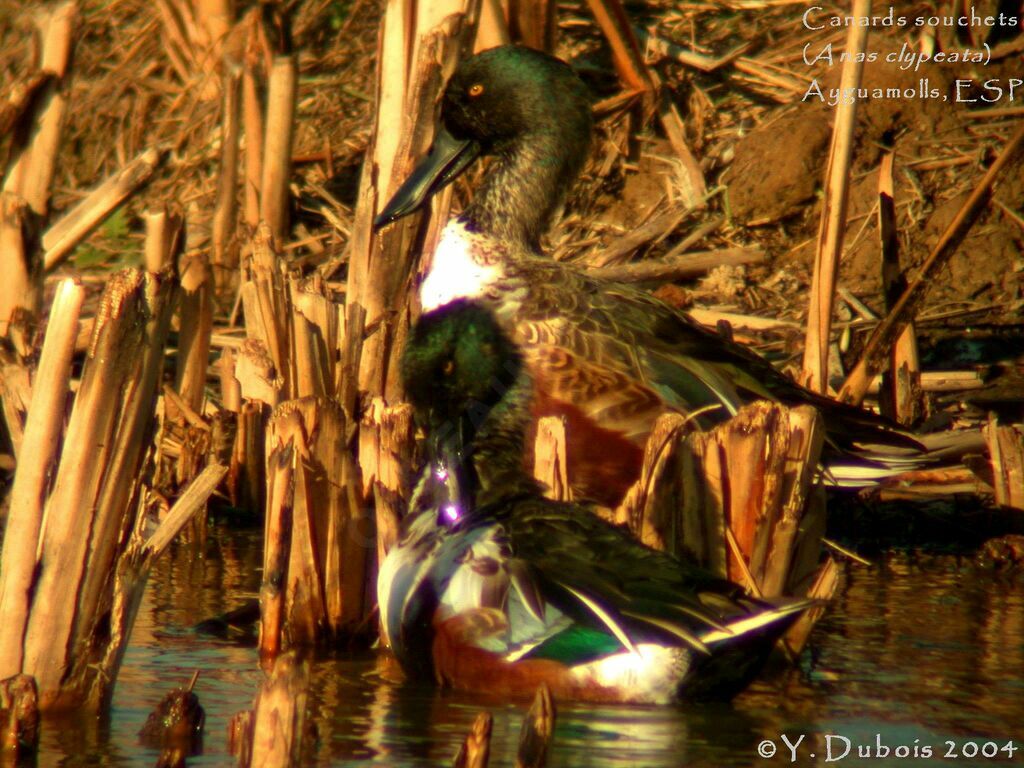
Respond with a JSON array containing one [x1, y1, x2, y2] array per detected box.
[[442, 359, 455, 375], [468, 83, 484, 97]]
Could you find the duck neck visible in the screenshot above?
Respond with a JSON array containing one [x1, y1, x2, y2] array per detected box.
[[461, 132, 576, 253], [468, 374, 539, 506]]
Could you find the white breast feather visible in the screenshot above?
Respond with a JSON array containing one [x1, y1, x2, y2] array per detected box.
[[420, 220, 504, 311]]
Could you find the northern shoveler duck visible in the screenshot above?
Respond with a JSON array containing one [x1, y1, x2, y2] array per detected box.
[[375, 45, 927, 509], [377, 299, 812, 704]]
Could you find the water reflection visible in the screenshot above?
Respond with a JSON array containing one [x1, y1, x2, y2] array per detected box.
[[35, 531, 1024, 766]]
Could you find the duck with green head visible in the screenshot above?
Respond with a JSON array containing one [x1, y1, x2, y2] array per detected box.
[[375, 45, 929, 510], [377, 299, 812, 703]]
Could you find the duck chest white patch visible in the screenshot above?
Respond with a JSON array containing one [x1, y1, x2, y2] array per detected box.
[[420, 219, 505, 311]]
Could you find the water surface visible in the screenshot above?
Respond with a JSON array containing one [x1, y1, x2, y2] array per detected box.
[[38, 531, 1024, 766]]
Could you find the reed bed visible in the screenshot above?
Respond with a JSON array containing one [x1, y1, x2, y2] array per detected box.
[[1, 0, 1022, 762]]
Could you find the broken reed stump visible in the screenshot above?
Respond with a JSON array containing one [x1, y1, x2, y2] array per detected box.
[[0, 267, 176, 708], [230, 653, 310, 768], [0, 1, 76, 339], [516, 684, 556, 768], [876, 151, 922, 426], [0, 211, 224, 710], [236, 225, 371, 652], [342, 0, 481, 564], [453, 685, 556, 768], [453, 713, 493, 768], [261, 399, 370, 656], [615, 401, 830, 650], [984, 416, 1024, 511], [0, 674, 40, 760]]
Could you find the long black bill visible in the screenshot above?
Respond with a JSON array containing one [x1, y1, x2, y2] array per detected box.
[[373, 128, 481, 230]]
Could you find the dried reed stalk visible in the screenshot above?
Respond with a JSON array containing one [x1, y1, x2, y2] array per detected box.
[[242, 18, 265, 231], [0, 361, 30, 456], [583, 0, 650, 93], [260, 443, 295, 660], [344, 0, 480, 565], [516, 685, 555, 768], [453, 712, 493, 768], [15, 260, 176, 709], [0, 1, 76, 333], [801, 0, 869, 393], [509, 0, 556, 51], [212, 65, 242, 294], [616, 402, 826, 599], [175, 248, 213, 414], [288, 274, 342, 400], [42, 148, 164, 271], [228, 710, 254, 766], [359, 399, 416, 562], [984, 417, 1024, 511], [839, 122, 1024, 405], [533, 416, 571, 502], [586, 247, 764, 282], [259, 56, 297, 246], [0, 280, 84, 677], [95, 466, 225, 709], [241, 225, 290, 395], [247, 653, 309, 767], [265, 398, 370, 647], [876, 151, 921, 424], [0, 674, 39, 758], [475, 0, 510, 52]]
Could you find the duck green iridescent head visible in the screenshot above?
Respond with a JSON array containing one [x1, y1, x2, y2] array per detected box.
[[400, 298, 522, 439], [375, 45, 593, 247]]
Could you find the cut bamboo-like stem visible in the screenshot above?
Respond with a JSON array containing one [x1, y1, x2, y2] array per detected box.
[[260, 443, 295, 660], [144, 207, 184, 274], [4, 1, 76, 219], [175, 248, 213, 414], [0, 279, 84, 679], [839, 121, 1024, 405], [0, 195, 34, 336], [259, 55, 297, 245], [42, 148, 164, 271], [20, 265, 176, 710], [801, 0, 870, 393], [242, 32, 264, 230], [213, 65, 242, 293], [876, 151, 921, 425]]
